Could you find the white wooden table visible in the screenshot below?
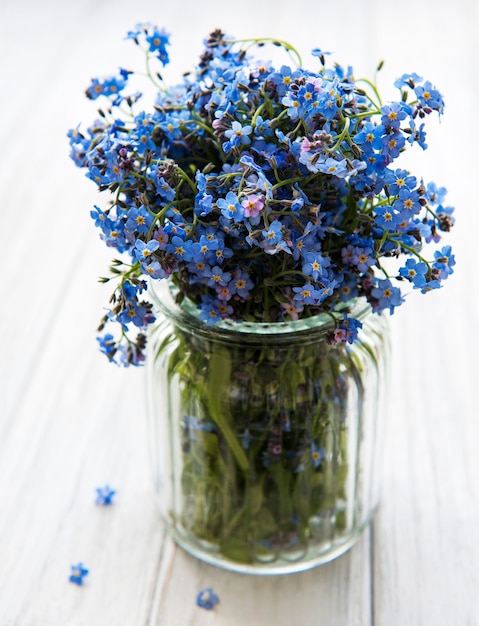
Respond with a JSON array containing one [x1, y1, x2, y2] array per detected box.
[[1, 0, 478, 624]]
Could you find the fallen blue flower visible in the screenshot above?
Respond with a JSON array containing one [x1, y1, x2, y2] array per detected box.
[[69, 562, 89, 585], [196, 587, 220, 610], [95, 485, 116, 505]]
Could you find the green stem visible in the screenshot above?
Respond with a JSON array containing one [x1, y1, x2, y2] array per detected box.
[[323, 116, 351, 153], [206, 343, 249, 471], [180, 118, 217, 139], [230, 37, 302, 67], [355, 78, 383, 109]]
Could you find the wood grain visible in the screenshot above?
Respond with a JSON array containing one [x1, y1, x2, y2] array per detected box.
[[1, 0, 477, 624]]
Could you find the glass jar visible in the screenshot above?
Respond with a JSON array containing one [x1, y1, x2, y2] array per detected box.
[[146, 280, 389, 574]]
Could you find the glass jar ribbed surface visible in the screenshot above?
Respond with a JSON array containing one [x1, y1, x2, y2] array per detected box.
[[146, 280, 389, 574]]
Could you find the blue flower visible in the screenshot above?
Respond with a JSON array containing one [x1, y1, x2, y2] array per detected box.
[[229, 269, 254, 298], [374, 205, 401, 230], [125, 205, 154, 234], [302, 251, 330, 280], [224, 121, 252, 148], [311, 442, 325, 468], [117, 301, 154, 329], [90, 205, 112, 230], [315, 157, 350, 178], [262, 220, 283, 245], [85, 75, 126, 100], [426, 181, 448, 206], [384, 169, 417, 195], [197, 296, 222, 325], [253, 115, 273, 138], [293, 284, 322, 306], [156, 176, 175, 201], [407, 119, 428, 149], [143, 260, 168, 279], [318, 83, 342, 119], [393, 188, 422, 218], [97, 334, 117, 361], [342, 244, 376, 273], [183, 416, 216, 440], [86, 164, 110, 187], [196, 587, 220, 610], [316, 281, 338, 303], [95, 485, 116, 505], [194, 191, 213, 216], [145, 26, 170, 65], [69, 563, 89, 585], [268, 65, 300, 96], [380, 103, 408, 129], [334, 314, 363, 344], [399, 258, 428, 288], [126, 22, 149, 41], [166, 235, 196, 262], [205, 265, 232, 288], [239, 153, 262, 172], [394, 72, 423, 89], [381, 130, 406, 158], [361, 152, 388, 176], [415, 81, 444, 114], [297, 82, 319, 113], [211, 238, 234, 264], [282, 90, 302, 120], [70, 24, 455, 363], [102, 75, 127, 98], [311, 48, 332, 64], [196, 234, 218, 259], [421, 278, 442, 294], [370, 278, 404, 314], [217, 191, 244, 222], [133, 239, 159, 262], [433, 245, 455, 279], [353, 122, 385, 152], [163, 218, 185, 238], [338, 276, 359, 302]]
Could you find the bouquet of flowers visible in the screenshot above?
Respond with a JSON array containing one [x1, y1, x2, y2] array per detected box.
[[68, 24, 455, 570], [68, 23, 454, 367]]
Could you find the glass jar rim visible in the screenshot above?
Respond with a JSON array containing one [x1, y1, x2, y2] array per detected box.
[[148, 278, 374, 342]]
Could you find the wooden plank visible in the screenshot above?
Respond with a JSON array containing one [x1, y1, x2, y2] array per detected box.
[[373, 294, 479, 626], [365, 1, 479, 624], [2, 0, 478, 624], [149, 532, 372, 626]]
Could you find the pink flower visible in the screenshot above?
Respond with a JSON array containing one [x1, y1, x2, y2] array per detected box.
[[241, 194, 265, 218], [333, 328, 348, 343], [300, 137, 312, 153], [280, 300, 304, 321]]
